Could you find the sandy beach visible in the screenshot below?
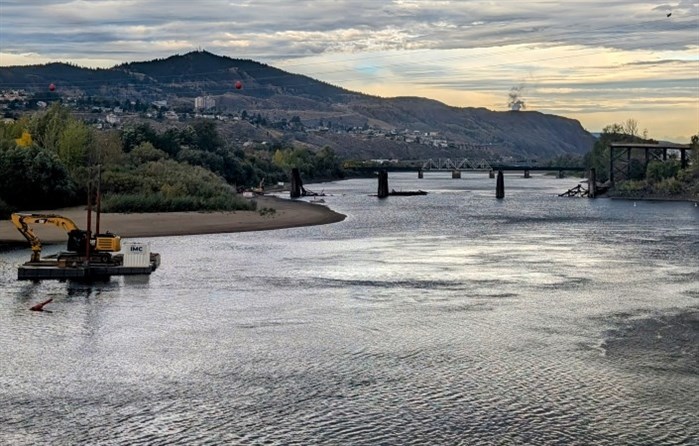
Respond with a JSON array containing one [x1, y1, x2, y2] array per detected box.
[[0, 195, 346, 247]]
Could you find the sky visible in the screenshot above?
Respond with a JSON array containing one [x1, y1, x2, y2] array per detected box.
[[0, 0, 697, 142]]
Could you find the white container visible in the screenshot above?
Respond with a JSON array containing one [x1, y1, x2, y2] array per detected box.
[[122, 242, 150, 267]]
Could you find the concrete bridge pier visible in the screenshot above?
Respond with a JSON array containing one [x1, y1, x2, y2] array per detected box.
[[377, 169, 389, 198], [496, 170, 505, 199], [452, 170, 461, 179], [558, 170, 564, 179], [290, 167, 302, 198], [588, 168, 597, 198], [523, 169, 530, 178], [489, 170, 495, 179], [418, 169, 423, 179]]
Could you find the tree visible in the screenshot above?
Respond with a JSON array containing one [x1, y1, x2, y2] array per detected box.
[[58, 120, 92, 171], [130, 142, 168, 164], [28, 103, 71, 152], [624, 119, 639, 138], [690, 134, 699, 176], [121, 123, 158, 152], [0, 145, 76, 209], [15, 131, 32, 148], [192, 120, 223, 152], [90, 131, 124, 166]]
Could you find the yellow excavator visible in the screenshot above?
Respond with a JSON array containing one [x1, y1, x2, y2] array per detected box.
[[11, 213, 121, 264]]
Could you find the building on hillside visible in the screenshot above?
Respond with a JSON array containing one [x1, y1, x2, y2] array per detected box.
[[105, 113, 120, 125], [195, 96, 216, 110]]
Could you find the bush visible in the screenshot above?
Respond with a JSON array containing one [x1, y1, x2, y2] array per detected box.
[[0, 145, 77, 209], [616, 180, 647, 192], [646, 160, 680, 183], [101, 192, 255, 213], [655, 178, 684, 195]]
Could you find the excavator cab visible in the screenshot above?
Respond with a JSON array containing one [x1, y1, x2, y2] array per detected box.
[[67, 229, 121, 253]]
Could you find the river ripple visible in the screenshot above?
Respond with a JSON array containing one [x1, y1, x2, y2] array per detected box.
[[1, 172, 697, 445]]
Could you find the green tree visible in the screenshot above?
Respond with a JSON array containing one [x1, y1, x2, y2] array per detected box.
[[130, 142, 168, 164], [0, 145, 76, 209], [58, 120, 92, 171], [121, 123, 158, 152], [90, 131, 124, 166], [192, 120, 223, 152], [29, 102, 71, 152], [690, 134, 699, 175]]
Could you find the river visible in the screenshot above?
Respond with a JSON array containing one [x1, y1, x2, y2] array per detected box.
[[1, 172, 697, 445]]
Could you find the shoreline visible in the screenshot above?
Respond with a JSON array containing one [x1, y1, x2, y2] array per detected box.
[[604, 194, 699, 204], [0, 195, 346, 249]]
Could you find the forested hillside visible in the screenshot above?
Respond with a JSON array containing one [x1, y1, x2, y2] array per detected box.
[[0, 104, 345, 217]]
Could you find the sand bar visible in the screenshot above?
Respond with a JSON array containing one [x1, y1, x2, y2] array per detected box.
[[0, 195, 346, 246]]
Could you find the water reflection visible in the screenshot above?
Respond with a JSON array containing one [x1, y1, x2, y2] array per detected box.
[[1, 173, 697, 445]]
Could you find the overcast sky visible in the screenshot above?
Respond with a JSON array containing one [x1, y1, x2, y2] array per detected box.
[[1, 0, 697, 141]]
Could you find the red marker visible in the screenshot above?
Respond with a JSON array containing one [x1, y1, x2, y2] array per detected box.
[[30, 298, 53, 311], [49, 83, 56, 92], [234, 80, 242, 90]]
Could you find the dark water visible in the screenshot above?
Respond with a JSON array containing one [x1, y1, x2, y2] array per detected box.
[[1, 172, 698, 445]]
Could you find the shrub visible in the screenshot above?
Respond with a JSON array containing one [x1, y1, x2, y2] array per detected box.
[[616, 180, 647, 192], [646, 160, 680, 183], [101, 192, 255, 213], [655, 178, 684, 195]]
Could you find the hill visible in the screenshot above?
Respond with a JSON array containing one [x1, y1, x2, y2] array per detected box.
[[0, 51, 595, 160]]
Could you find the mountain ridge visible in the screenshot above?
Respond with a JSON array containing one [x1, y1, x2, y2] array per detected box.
[[0, 50, 596, 160]]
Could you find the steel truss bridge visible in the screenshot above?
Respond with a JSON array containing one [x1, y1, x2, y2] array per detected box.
[[420, 158, 585, 172], [421, 158, 493, 171]]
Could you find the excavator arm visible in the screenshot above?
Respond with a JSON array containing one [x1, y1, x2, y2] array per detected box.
[[11, 213, 80, 262], [11, 212, 121, 264]]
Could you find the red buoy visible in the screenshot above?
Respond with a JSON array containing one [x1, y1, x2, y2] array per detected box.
[[49, 83, 56, 91], [234, 80, 242, 90], [30, 298, 53, 311]]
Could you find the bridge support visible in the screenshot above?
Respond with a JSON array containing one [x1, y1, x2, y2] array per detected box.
[[452, 170, 461, 179], [489, 170, 495, 179], [496, 170, 505, 199], [418, 169, 423, 179], [290, 167, 302, 198], [588, 168, 597, 198], [523, 169, 530, 178], [558, 170, 564, 179], [377, 169, 389, 198]]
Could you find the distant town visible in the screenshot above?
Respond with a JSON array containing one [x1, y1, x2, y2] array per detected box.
[[0, 89, 497, 156]]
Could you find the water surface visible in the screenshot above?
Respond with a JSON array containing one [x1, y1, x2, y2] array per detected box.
[[1, 172, 697, 445]]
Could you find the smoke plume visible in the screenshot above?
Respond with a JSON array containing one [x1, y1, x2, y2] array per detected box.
[[508, 84, 526, 111]]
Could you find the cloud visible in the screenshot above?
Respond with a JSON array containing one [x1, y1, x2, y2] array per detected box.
[[2, 0, 697, 60], [0, 0, 697, 139]]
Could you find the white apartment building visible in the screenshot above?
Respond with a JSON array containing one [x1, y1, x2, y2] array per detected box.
[[195, 96, 216, 110]]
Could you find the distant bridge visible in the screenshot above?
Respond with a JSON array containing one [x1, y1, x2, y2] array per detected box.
[[421, 158, 493, 171], [420, 158, 585, 172], [345, 158, 585, 174]]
